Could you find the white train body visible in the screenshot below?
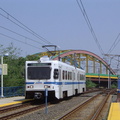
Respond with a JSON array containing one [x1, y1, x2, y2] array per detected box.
[[25, 57, 86, 99]]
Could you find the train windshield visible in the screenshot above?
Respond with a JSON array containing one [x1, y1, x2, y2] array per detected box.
[[27, 67, 51, 80]]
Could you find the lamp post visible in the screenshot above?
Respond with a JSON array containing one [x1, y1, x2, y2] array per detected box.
[[1, 56, 3, 97], [0, 53, 8, 97]]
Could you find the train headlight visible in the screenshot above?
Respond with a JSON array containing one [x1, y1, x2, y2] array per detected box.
[[27, 85, 34, 88], [44, 85, 50, 88], [30, 85, 34, 88], [44, 85, 48, 88]]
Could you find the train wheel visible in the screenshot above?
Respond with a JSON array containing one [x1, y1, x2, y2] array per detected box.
[[63, 91, 67, 98], [82, 88, 85, 92], [75, 89, 78, 95]]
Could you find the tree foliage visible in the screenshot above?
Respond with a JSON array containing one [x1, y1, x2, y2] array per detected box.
[[4, 57, 26, 87], [0, 43, 25, 87], [26, 55, 40, 61], [1, 43, 22, 59], [86, 79, 97, 88], [111, 82, 117, 88]]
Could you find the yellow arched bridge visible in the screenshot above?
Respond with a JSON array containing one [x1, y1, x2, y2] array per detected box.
[[34, 49, 118, 86]]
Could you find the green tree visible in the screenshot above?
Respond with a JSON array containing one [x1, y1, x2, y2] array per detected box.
[[86, 79, 97, 88], [26, 55, 40, 61], [1, 43, 22, 59], [0, 43, 25, 87], [4, 57, 26, 87], [111, 82, 117, 88]]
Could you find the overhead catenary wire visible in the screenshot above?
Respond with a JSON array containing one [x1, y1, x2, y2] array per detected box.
[[107, 33, 120, 54], [0, 32, 41, 50], [76, 0, 104, 55], [0, 7, 53, 45], [0, 25, 44, 45]]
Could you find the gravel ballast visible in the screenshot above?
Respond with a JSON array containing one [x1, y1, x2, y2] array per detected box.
[[18, 93, 99, 120]]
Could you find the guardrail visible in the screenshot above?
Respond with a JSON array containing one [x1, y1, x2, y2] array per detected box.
[[0, 86, 25, 97]]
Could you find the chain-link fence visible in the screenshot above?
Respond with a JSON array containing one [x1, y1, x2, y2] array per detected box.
[[0, 86, 25, 97]]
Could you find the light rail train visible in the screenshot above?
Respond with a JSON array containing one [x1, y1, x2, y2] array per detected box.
[[25, 56, 86, 99]]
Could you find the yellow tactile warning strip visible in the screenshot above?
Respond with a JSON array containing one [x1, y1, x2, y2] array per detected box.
[[107, 103, 120, 120], [0, 99, 33, 107]]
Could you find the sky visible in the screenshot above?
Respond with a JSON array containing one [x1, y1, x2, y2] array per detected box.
[[0, 0, 120, 60]]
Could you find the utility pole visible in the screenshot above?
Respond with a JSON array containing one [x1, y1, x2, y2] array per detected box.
[[103, 54, 120, 74], [103, 54, 120, 88], [98, 68, 100, 88]]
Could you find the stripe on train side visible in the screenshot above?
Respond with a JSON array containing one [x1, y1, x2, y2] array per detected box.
[[26, 81, 85, 85]]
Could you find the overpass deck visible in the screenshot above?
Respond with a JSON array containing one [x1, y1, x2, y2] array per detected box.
[[86, 73, 118, 80]]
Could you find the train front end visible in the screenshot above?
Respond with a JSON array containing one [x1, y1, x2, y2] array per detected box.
[[25, 57, 56, 99]]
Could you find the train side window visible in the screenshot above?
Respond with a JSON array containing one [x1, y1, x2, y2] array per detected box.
[[77, 73, 79, 80], [70, 72, 72, 80], [84, 75, 85, 80], [65, 71, 67, 80], [54, 69, 59, 79], [74, 73, 75, 80], [68, 71, 72, 80], [80, 74, 84, 80], [80, 74, 82, 80], [63, 70, 64, 80], [82, 75, 84, 80], [68, 72, 69, 80], [64, 71, 66, 80]]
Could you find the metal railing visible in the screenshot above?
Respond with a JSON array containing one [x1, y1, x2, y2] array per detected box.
[[0, 86, 25, 97]]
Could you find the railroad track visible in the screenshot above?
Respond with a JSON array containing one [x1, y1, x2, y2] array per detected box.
[[0, 89, 106, 120], [0, 100, 47, 120], [0, 102, 32, 114], [58, 89, 116, 120]]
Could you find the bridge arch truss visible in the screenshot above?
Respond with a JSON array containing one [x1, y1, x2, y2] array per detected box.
[[35, 50, 115, 75]]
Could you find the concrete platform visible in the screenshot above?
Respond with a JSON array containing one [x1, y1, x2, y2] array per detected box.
[[0, 96, 32, 107], [107, 103, 120, 120]]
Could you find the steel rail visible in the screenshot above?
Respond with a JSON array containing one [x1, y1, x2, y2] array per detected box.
[[0, 102, 32, 114], [58, 93, 102, 120], [90, 89, 116, 120], [0, 103, 47, 120], [58, 89, 115, 120]]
